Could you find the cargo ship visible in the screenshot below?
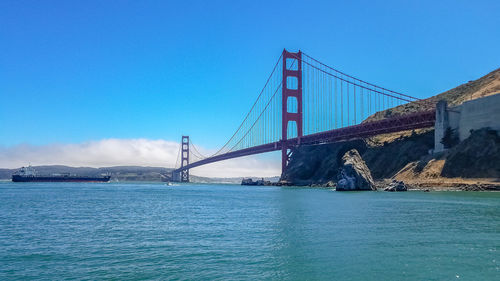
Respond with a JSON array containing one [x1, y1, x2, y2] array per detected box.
[[12, 166, 111, 182]]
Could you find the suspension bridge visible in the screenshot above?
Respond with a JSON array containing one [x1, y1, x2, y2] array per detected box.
[[172, 49, 436, 182]]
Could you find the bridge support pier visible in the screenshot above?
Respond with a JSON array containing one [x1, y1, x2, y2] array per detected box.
[[281, 49, 303, 176], [180, 135, 190, 182]]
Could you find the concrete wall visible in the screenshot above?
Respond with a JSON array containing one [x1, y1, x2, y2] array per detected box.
[[456, 94, 500, 140], [434, 93, 500, 152]]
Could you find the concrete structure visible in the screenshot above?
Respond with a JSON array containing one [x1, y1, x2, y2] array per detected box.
[[434, 100, 450, 152], [434, 93, 500, 152]]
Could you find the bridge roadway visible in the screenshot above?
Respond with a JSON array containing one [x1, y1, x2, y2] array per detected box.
[[173, 110, 436, 173]]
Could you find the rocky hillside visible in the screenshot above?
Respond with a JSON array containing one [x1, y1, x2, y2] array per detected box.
[[283, 67, 500, 186], [395, 128, 500, 180], [442, 129, 500, 178], [283, 127, 500, 186], [282, 130, 435, 184]]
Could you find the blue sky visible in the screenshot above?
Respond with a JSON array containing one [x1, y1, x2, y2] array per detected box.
[[1, 0, 499, 173]]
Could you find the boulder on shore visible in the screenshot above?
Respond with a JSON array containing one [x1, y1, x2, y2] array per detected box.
[[336, 149, 376, 191], [384, 180, 407, 192], [325, 181, 336, 188]]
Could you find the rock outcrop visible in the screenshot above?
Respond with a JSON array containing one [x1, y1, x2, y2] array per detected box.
[[281, 130, 435, 186], [336, 149, 376, 191], [441, 128, 500, 178], [383, 180, 407, 192]]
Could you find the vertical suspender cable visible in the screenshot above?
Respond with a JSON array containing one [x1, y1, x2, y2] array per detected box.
[[341, 79, 343, 127], [334, 77, 337, 129], [347, 78, 350, 126], [354, 84, 356, 124]]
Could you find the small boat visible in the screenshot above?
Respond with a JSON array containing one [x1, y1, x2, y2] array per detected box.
[[241, 178, 269, 186]]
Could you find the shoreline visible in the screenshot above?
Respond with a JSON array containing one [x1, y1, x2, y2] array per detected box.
[[295, 178, 500, 191], [391, 178, 500, 191]]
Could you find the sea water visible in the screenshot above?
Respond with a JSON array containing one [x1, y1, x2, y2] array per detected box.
[[0, 182, 499, 280]]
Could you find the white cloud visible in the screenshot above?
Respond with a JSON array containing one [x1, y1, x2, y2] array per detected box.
[[0, 139, 281, 178]]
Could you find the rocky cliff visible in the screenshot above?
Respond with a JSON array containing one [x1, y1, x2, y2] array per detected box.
[[336, 149, 375, 191], [395, 128, 500, 181], [282, 67, 500, 187], [281, 130, 435, 185], [283, 127, 500, 187]]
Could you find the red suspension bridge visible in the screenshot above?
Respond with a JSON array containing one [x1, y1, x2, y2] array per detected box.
[[172, 49, 436, 182]]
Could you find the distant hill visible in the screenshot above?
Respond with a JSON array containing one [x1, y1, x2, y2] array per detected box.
[[365, 67, 500, 122], [0, 165, 279, 184], [0, 165, 172, 182]]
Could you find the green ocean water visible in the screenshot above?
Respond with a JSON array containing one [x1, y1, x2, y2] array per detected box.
[[0, 182, 499, 280]]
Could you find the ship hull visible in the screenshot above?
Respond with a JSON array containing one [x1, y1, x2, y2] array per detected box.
[[12, 175, 111, 182]]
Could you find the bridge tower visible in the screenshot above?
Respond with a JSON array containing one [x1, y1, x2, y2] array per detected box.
[[180, 135, 190, 182], [281, 49, 303, 174]]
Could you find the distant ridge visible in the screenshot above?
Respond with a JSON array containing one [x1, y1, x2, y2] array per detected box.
[[0, 165, 172, 182], [0, 165, 279, 183]]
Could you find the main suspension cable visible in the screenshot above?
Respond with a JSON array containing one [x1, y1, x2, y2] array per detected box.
[[228, 59, 297, 152], [290, 53, 414, 103], [211, 53, 284, 157], [190, 141, 208, 159], [301, 52, 418, 100]]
